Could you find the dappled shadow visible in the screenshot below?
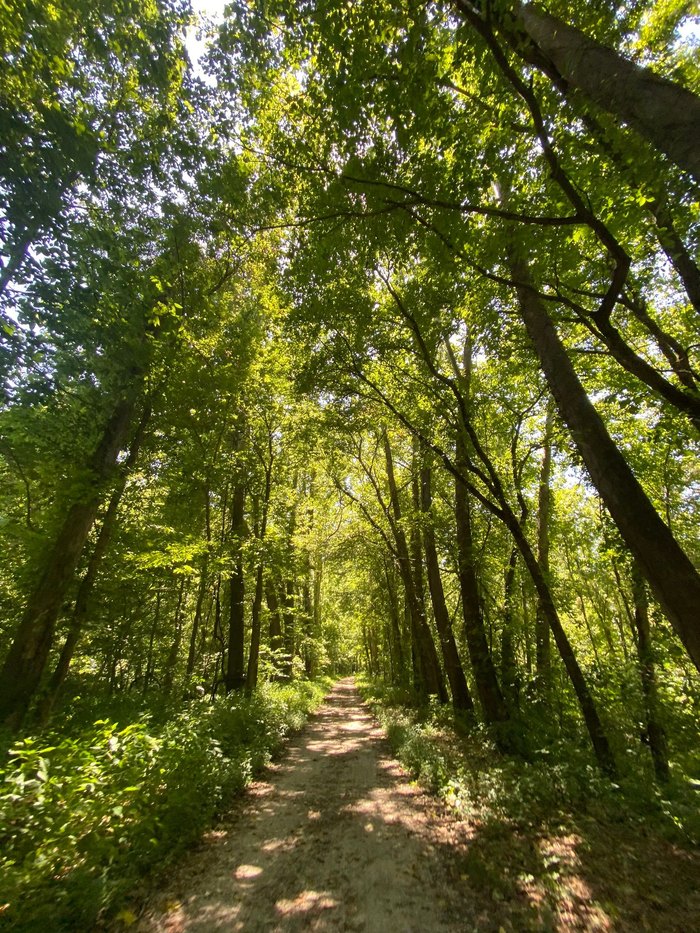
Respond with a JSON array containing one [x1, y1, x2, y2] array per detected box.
[[132, 680, 700, 932], [134, 679, 471, 931]]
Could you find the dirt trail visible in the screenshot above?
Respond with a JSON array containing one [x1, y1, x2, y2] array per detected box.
[[134, 678, 472, 932]]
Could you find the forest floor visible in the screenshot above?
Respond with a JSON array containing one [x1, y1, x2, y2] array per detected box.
[[127, 679, 700, 932]]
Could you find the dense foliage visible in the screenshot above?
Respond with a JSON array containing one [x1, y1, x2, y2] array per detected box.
[[0, 679, 331, 929], [0, 0, 699, 925]]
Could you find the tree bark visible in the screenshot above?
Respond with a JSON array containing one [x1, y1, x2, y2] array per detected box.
[[186, 567, 209, 679], [420, 461, 474, 712], [506, 504, 617, 776], [410, 454, 449, 704], [225, 480, 246, 692], [455, 431, 510, 725], [245, 450, 274, 695], [34, 402, 151, 723], [501, 546, 520, 706], [245, 564, 265, 695], [458, 1, 700, 181], [163, 578, 187, 695], [510, 253, 700, 673], [535, 402, 553, 688], [0, 387, 139, 728], [383, 431, 447, 701], [631, 563, 670, 783], [282, 580, 296, 678], [266, 579, 284, 654]]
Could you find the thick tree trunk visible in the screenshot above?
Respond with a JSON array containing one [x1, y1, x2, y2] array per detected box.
[[631, 564, 670, 783], [455, 433, 510, 725], [225, 481, 246, 692], [466, 1, 700, 181], [420, 462, 474, 712], [0, 389, 139, 729], [34, 403, 151, 723], [511, 253, 700, 673]]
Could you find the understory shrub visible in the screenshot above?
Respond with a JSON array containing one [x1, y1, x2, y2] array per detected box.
[[0, 678, 332, 931], [357, 676, 700, 843]]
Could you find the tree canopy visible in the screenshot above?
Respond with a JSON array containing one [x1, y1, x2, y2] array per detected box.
[[0, 0, 699, 894]]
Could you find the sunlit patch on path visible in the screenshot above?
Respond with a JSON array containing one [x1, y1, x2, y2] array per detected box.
[[132, 679, 470, 932], [128, 680, 700, 932]]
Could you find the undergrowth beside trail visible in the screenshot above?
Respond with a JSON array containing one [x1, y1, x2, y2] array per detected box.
[[358, 676, 700, 929], [357, 676, 700, 844], [0, 678, 332, 931]]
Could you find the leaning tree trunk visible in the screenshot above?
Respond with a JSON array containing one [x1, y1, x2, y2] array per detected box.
[[505, 505, 618, 777], [515, 3, 700, 182], [510, 252, 700, 674], [0, 387, 140, 729], [34, 403, 151, 724], [456, 0, 700, 181], [420, 461, 474, 712]]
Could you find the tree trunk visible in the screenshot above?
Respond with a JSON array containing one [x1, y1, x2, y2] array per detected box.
[[246, 456, 273, 696], [510, 252, 700, 673], [631, 564, 670, 783], [225, 480, 246, 692], [461, 1, 700, 181], [186, 567, 209, 679], [410, 455, 449, 703], [283, 580, 296, 679], [34, 403, 151, 723], [266, 579, 284, 656], [501, 547, 520, 706], [420, 461, 474, 712], [0, 388, 139, 729], [383, 431, 446, 701], [506, 508, 618, 776], [163, 578, 187, 695], [245, 564, 265, 696], [384, 558, 407, 686], [455, 432, 510, 725], [143, 591, 161, 694], [535, 401, 553, 688]]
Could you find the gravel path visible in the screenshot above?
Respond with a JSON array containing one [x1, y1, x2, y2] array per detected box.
[[133, 678, 472, 932]]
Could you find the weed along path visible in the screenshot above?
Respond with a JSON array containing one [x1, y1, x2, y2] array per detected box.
[[132, 679, 700, 932], [133, 678, 472, 932]]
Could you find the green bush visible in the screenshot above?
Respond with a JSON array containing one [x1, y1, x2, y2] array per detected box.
[[0, 678, 332, 931], [357, 676, 700, 843]]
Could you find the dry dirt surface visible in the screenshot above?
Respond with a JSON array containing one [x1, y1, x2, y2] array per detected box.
[[132, 678, 475, 932], [130, 679, 700, 932]]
